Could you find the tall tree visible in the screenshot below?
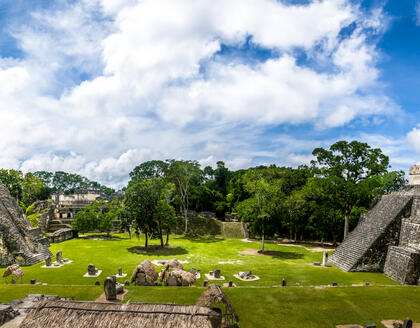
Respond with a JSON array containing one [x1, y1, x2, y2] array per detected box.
[[166, 160, 202, 233], [311, 140, 389, 240], [123, 178, 175, 247], [129, 160, 169, 181]]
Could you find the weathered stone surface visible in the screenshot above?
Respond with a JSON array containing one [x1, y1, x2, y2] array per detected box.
[[330, 170, 420, 285], [88, 264, 97, 276], [0, 184, 51, 266], [167, 274, 178, 286], [0, 304, 19, 326], [56, 251, 62, 263], [104, 276, 117, 301], [409, 165, 420, 186], [48, 229, 75, 243], [329, 195, 412, 272]]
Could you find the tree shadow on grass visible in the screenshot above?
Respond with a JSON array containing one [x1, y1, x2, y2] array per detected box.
[[239, 248, 304, 260], [78, 234, 127, 241], [181, 236, 225, 243], [127, 245, 188, 256]]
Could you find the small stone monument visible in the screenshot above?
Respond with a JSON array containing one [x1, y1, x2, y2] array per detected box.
[[137, 273, 146, 286], [331, 282, 338, 286], [228, 280, 233, 287], [167, 274, 178, 287], [56, 251, 62, 263], [30, 279, 36, 285], [118, 267, 122, 276], [209, 271, 214, 276], [403, 318, 413, 328], [124, 280, 130, 286], [95, 281, 100, 286], [45, 257, 52, 267], [214, 269, 221, 279], [203, 280, 208, 287], [88, 264, 97, 276], [282, 278, 286, 287], [322, 251, 328, 266], [104, 276, 117, 301]]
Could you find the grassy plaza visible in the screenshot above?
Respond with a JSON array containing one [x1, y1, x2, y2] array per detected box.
[[2, 234, 420, 327]]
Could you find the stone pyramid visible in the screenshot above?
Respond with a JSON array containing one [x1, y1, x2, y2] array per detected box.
[[329, 165, 420, 284], [0, 184, 51, 266]]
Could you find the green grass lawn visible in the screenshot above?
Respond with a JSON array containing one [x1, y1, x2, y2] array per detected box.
[[0, 234, 396, 287], [1, 234, 416, 327], [124, 286, 420, 328]]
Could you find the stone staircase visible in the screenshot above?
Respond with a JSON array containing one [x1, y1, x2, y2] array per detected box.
[[329, 195, 412, 272]]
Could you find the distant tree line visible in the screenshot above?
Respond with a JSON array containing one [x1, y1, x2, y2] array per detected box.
[[0, 141, 407, 247], [0, 169, 114, 210]]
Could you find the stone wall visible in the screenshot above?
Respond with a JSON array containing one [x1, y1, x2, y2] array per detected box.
[[0, 304, 19, 326], [48, 228, 76, 243], [0, 184, 52, 265]]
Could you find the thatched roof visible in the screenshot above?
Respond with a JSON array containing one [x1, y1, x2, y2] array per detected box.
[[196, 284, 239, 323], [19, 299, 222, 328], [130, 260, 159, 283], [3, 264, 24, 278], [160, 259, 185, 282]]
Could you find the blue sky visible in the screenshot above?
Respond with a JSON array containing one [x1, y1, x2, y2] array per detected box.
[[0, 0, 419, 188]]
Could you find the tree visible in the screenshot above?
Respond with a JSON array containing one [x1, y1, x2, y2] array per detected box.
[[311, 140, 389, 240], [71, 199, 119, 236], [236, 170, 272, 251], [129, 160, 169, 181], [166, 160, 202, 233], [124, 178, 175, 248], [0, 169, 23, 201], [21, 173, 46, 207]]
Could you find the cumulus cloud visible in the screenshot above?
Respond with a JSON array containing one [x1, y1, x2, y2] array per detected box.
[[0, 0, 404, 187], [416, 2, 420, 26], [407, 126, 420, 153]]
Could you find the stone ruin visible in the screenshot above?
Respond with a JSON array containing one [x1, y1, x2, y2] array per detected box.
[[104, 276, 124, 301], [0, 184, 51, 266], [329, 164, 420, 284]]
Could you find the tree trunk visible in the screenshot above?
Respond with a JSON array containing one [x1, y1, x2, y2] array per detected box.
[[344, 212, 350, 240], [165, 230, 170, 246], [158, 219, 164, 247], [184, 209, 188, 233], [145, 229, 148, 248], [261, 223, 265, 252]]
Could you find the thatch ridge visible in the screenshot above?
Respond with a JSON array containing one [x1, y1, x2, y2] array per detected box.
[[196, 284, 239, 322], [20, 299, 222, 328]]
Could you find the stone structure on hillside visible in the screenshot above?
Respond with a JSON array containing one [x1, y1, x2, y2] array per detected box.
[[0, 184, 51, 266], [35, 188, 123, 233], [329, 164, 420, 284]]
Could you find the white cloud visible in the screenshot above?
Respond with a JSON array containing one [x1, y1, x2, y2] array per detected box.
[[407, 125, 420, 153], [0, 0, 406, 187], [416, 2, 420, 26]]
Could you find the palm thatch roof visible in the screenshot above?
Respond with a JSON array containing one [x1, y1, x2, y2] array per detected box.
[[160, 259, 185, 282], [130, 260, 159, 284], [3, 264, 24, 278], [196, 284, 239, 323], [19, 299, 222, 328]]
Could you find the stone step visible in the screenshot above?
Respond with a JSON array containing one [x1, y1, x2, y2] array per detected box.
[[329, 195, 412, 272]]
